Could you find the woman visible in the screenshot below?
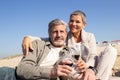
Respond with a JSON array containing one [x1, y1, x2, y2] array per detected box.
[[67, 10, 117, 80]]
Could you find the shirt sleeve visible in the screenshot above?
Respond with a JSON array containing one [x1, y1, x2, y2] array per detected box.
[[26, 35, 41, 41], [86, 33, 98, 68], [16, 40, 51, 79]]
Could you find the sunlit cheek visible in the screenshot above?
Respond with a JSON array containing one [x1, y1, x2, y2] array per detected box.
[[70, 28, 77, 33], [51, 35, 56, 40]]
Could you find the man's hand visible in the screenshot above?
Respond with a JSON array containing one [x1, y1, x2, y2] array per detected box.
[[51, 59, 73, 77], [56, 65, 73, 77], [22, 36, 33, 56], [50, 63, 73, 78]]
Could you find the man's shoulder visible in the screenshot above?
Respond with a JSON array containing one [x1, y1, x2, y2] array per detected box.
[[41, 37, 49, 41], [32, 39, 51, 46], [32, 39, 46, 46]]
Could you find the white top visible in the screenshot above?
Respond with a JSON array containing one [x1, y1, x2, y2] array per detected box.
[[74, 42, 81, 52], [72, 42, 82, 58], [40, 46, 62, 67]]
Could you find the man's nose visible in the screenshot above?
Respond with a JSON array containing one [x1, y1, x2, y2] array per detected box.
[[57, 31, 61, 37]]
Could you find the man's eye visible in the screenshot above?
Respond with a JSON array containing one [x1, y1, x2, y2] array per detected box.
[[52, 31, 56, 33], [70, 20, 73, 22], [60, 31, 64, 33]]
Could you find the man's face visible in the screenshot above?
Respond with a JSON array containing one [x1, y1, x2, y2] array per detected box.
[[49, 25, 67, 47]]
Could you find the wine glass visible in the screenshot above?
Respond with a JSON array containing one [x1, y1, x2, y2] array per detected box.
[[69, 48, 81, 62], [67, 48, 82, 79]]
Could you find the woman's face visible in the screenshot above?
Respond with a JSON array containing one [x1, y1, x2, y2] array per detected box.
[[68, 15, 86, 34]]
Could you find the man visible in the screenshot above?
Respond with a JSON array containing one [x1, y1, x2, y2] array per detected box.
[[16, 18, 96, 80]]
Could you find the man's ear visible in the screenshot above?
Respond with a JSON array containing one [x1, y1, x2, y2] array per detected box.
[[48, 32, 50, 37]]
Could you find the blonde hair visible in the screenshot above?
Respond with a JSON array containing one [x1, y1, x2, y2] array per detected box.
[[70, 10, 86, 23]]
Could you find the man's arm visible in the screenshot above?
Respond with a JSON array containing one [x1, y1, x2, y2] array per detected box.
[[17, 40, 73, 79], [17, 40, 52, 79], [22, 36, 41, 56]]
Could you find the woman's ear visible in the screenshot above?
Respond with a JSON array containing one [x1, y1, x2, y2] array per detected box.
[[83, 22, 87, 28]]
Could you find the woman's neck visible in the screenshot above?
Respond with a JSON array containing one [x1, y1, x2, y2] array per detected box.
[[73, 32, 82, 43]]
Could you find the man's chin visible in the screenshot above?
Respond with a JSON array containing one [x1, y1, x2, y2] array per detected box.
[[53, 42, 64, 47]]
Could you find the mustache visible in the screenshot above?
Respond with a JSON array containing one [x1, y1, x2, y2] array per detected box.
[[54, 36, 64, 41]]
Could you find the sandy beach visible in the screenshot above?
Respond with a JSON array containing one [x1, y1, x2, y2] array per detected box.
[[0, 54, 23, 68]]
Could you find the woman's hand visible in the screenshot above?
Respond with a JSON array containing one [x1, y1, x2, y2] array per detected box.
[[84, 69, 96, 80], [77, 59, 87, 72]]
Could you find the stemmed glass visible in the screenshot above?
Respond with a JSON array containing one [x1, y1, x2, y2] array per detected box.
[[69, 47, 81, 63], [67, 48, 81, 79]]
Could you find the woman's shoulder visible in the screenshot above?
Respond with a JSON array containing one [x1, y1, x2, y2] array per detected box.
[[83, 29, 95, 37], [82, 29, 96, 42]]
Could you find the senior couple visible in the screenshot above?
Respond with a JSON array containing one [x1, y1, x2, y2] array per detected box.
[[15, 10, 117, 80]]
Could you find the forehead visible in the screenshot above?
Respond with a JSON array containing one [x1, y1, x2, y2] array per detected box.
[[51, 25, 66, 31], [70, 15, 82, 20]]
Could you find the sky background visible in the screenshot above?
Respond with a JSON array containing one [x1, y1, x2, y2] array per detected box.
[[0, 0, 120, 58]]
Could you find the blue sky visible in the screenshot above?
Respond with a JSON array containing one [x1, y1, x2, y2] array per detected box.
[[0, 0, 120, 58]]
